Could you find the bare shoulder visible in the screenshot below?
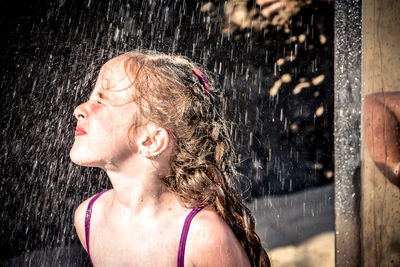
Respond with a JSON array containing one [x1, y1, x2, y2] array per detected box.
[[185, 206, 251, 267], [74, 190, 111, 251]]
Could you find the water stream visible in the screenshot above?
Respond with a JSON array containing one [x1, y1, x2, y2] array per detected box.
[[0, 0, 334, 265]]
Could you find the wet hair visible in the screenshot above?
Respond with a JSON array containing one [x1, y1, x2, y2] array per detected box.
[[122, 50, 270, 267]]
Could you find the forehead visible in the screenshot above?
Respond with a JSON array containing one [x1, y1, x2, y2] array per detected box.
[[99, 55, 128, 83], [91, 55, 134, 104]]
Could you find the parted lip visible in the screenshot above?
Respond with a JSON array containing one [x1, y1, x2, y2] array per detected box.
[[75, 125, 87, 136]]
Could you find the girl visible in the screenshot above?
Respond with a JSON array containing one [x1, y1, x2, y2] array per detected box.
[[70, 50, 270, 266]]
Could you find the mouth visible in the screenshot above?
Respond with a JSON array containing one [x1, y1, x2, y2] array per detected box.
[[75, 126, 87, 136]]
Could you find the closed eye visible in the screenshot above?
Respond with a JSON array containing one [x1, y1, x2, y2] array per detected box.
[[87, 98, 103, 105], [88, 92, 109, 105]]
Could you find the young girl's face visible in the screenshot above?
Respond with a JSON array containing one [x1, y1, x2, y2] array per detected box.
[[70, 56, 139, 168]]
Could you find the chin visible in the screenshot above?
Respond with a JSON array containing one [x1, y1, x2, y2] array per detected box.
[[70, 150, 88, 166], [69, 145, 99, 167], [69, 146, 105, 168]]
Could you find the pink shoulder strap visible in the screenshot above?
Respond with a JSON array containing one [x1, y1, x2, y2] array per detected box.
[[177, 202, 209, 267], [84, 189, 110, 265]]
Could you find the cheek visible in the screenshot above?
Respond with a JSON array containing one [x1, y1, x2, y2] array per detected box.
[[106, 118, 133, 146], [90, 105, 103, 114], [114, 108, 136, 134], [90, 106, 135, 144]]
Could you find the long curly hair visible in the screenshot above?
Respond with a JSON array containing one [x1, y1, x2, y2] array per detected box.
[[121, 50, 270, 267]]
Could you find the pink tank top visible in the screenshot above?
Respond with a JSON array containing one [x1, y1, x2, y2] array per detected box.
[[84, 189, 208, 266]]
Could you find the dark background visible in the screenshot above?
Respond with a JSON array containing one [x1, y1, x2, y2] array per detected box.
[[0, 0, 334, 263]]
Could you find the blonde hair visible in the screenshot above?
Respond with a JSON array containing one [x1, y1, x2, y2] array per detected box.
[[122, 50, 270, 267]]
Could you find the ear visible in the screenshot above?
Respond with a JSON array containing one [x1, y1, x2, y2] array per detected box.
[[137, 124, 170, 158]]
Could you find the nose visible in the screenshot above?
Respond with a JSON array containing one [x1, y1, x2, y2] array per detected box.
[[73, 103, 87, 120]]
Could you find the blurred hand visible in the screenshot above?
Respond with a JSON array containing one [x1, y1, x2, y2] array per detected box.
[[364, 92, 400, 188]]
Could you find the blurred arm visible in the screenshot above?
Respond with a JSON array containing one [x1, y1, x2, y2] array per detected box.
[[364, 92, 400, 187]]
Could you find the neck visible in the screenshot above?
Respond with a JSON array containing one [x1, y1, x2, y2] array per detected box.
[[104, 157, 177, 218]]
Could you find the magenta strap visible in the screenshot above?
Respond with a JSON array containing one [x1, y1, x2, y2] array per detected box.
[[177, 203, 209, 267], [85, 189, 110, 265]]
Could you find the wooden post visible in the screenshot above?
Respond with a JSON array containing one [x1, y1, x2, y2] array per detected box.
[[362, 0, 400, 266]]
